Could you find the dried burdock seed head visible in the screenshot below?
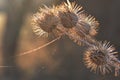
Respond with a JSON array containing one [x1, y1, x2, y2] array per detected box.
[[32, 11, 58, 31], [77, 14, 99, 36], [58, 11, 78, 28], [31, 6, 62, 37], [84, 41, 119, 75], [37, 12, 58, 33], [57, 0, 82, 28]]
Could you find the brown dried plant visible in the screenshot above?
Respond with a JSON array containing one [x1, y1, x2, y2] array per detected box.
[[21, 0, 120, 76]]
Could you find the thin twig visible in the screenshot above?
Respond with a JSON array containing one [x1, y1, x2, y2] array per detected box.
[[0, 66, 14, 68], [17, 36, 61, 56]]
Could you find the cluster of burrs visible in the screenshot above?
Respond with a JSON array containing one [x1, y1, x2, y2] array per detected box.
[[31, 0, 120, 76]]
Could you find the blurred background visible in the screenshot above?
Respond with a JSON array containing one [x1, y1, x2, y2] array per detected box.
[[0, 0, 120, 80]]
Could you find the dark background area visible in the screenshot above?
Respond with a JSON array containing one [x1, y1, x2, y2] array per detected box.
[[0, 0, 120, 80]]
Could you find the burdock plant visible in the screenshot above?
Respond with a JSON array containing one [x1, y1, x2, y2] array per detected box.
[[27, 0, 120, 76]]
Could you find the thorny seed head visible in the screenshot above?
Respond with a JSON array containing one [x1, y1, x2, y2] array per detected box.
[[31, 7, 62, 37], [84, 41, 119, 75], [78, 14, 99, 36], [57, 0, 81, 28], [35, 12, 58, 32], [58, 11, 78, 28]]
